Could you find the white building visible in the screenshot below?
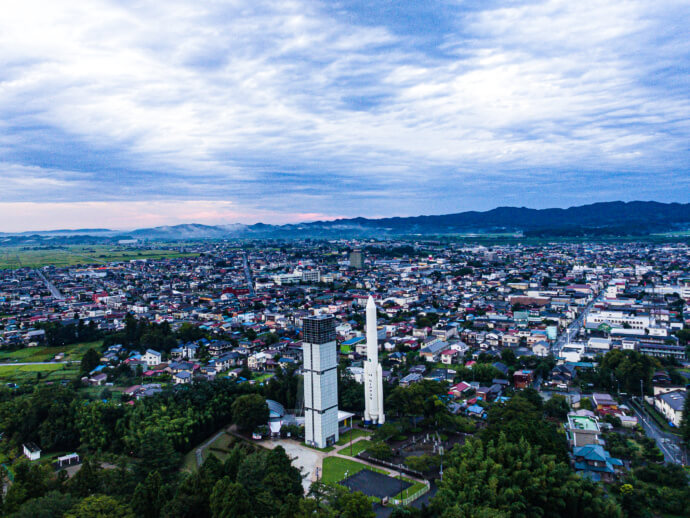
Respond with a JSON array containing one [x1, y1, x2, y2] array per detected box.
[[142, 349, 162, 367], [23, 442, 41, 461], [303, 315, 339, 449], [363, 296, 385, 425]]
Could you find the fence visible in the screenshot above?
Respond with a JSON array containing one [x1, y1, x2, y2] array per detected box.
[[389, 480, 431, 506], [355, 453, 425, 479]]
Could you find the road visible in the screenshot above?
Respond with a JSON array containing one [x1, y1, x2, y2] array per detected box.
[[241, 253, 255, 296], [552, 290, 604, 357], [628, 398, 686, 465], [35, 269, 65, 299]]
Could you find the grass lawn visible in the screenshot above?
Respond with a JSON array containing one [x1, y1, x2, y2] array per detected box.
[[253, 373, 274, 383], [0, 341, 102, 363], [336, 429, 371, 446], [391, 479, 428, 502], [341, 439, 371, 457], [320, 457, 386, 485]]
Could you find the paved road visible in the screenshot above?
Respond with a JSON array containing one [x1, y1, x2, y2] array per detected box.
[[35, 269, 64, 299], [241, 253, 255, 296], [628, 398, 685, 465], [553, 290, 604, 356]]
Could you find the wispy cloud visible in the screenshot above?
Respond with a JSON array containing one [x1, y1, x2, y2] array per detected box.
[[0, 0, 688, 229]]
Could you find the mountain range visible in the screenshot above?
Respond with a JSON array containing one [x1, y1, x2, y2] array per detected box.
[[2, 201, 690, 242]]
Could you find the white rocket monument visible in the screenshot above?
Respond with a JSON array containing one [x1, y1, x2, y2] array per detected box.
[[364, 296, 385, 425]]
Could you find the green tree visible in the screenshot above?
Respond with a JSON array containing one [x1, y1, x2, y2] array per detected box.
[[232, 394, 269, 432], [80, 348, 102, 374], [65, 494, 134, 518], [432, 435, 622, 518], [132, 471, 164, 518], [8, 491, 75, 518], [210, 478, 253, 518], [544, 395, 570, 420], [680, 392, 690, 445], [366, 441, 393, 461]]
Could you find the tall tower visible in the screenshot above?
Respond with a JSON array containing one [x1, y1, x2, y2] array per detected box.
[[363, 296, 385, 425], [303, 314, 339, 448]]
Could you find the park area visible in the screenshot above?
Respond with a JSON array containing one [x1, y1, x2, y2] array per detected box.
[[0, 245, 197, 269]]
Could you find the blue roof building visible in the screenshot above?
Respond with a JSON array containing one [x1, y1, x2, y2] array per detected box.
[[572, 444, 623, 482]]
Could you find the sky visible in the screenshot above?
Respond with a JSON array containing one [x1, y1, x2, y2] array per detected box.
[[0, 0, 689, 231]]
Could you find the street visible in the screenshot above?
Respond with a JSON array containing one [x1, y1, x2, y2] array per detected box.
[[628, 398, 686, 465]]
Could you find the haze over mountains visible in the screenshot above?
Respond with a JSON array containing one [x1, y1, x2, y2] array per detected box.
[[2, 201, 690, 243]]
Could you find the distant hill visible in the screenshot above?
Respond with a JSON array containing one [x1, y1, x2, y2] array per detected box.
[[2, 201, 690, 241]]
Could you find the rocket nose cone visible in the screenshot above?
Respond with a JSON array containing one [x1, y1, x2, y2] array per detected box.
[[367, 296, 375, 308]]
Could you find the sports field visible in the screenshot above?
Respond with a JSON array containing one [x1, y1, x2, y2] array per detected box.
[[0, 245, 197, 269]]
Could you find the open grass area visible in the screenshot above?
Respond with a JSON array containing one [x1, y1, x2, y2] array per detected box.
[[320, 457, 386, 485], [0, 363, 79, 384], [336, 428, 371, 446], [0, 341, 102, 363], [0, 245, 197, 269], [341, 439, 371, 457]]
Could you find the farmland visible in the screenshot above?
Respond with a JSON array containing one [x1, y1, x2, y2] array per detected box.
[[0, 341, 102, 363], [0, 245, 197, 269]]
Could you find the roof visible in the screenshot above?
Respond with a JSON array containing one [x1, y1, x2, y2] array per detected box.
[[266, 399, 285, 418], [659, 390, 686, 412]]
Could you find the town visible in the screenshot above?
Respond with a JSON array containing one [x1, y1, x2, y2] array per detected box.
[[0, 239, 689, 517]]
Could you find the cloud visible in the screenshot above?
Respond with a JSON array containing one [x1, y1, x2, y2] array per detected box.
[[0, 0, 688, 228]]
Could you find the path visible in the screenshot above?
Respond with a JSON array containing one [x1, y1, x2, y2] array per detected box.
[[35, 269, 64, 299], [196, 428, 229, 467], [628, 398, 685, 465]]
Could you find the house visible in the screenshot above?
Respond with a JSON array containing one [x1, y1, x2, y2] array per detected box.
[[565, 412, 602, 447], [448, 381, 472, 398], [173, 370, 193, 385], [467, 404, 487, 419], [419, 341, 448, 362], [532, 340, 550, 357], [23, 442, 41, 461], [142, 349, 162, 367], [591, 393, 618, 415], [492, 361, 509, 376], [654, 389, 686, 427], [88, 373, 108, 386], [440, 349, 460, 365], [399, 372, 423, 387], [572, 444, 623, 482], [513, 370, 534, 389]]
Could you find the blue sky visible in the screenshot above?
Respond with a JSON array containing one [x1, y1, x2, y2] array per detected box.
[[0, 0, 689, 231]]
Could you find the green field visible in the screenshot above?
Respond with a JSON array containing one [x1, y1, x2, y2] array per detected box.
[[0, 363, 80, 384], [340, 439, 371, 457], [336, 428, 370, 446], [0, 245, 197, 269], [0, 341, 102, 363], [320, 457, 386, 485]]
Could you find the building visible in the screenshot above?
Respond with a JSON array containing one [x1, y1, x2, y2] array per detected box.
[[303, 314, 339, 449], [654, 389, 686, 427], [572, 444, 623, 482], [637, 342, 686, 360], [565, 412, 602, 447], [23, 442, 41, 461], [349, 249, 363, 269], [513, 369, 534, 389], [142, 349, 162, 367]]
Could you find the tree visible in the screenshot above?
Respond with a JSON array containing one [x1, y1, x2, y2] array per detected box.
[[432, 435, 622, 518], [132, 471, 164, 518], [7, 491, 75, 518], [209, 478, 253, 518], [232, 394, 269, 433], [81, 348, 101, 374], [366, 441, 393, 461], [544, 395, 570, 420], [65, 494, 134, 518]]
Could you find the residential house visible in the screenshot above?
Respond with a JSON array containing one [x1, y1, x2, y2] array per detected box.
[[142, 349, 162, 367]]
